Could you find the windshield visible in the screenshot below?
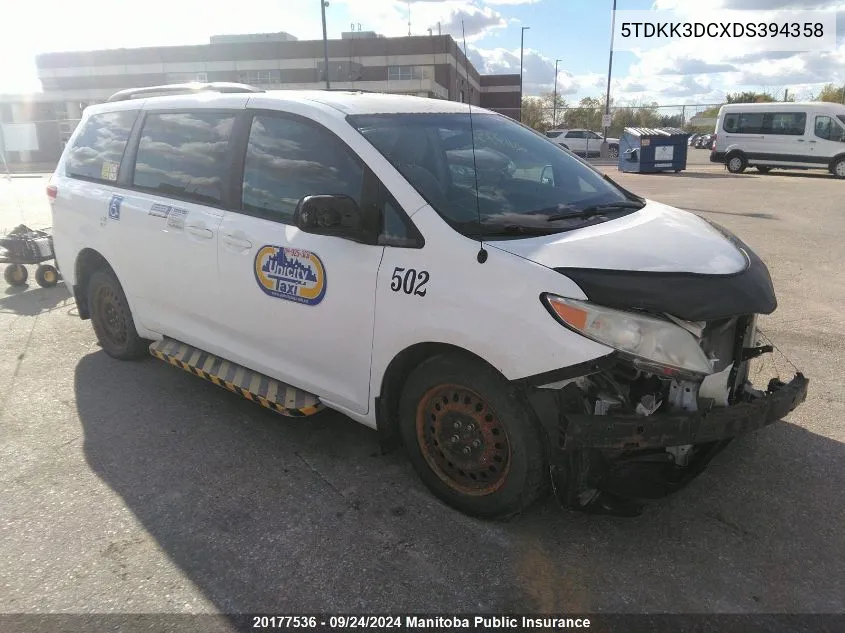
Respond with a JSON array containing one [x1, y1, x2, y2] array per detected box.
[[348, 113, 639, 238]]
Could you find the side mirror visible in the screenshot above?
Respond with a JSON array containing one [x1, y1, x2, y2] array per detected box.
[[295, 194, 370, 243]]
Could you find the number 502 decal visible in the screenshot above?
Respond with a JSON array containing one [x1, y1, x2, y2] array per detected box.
[[390, 267, 429, 297]]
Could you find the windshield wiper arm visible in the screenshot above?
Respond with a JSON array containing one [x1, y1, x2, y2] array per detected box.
[[545, 200, 645, 222]]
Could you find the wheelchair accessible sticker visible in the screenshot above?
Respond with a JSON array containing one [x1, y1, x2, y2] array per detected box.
[[254, 245, 327, 306], [108, 195, 123, 220]]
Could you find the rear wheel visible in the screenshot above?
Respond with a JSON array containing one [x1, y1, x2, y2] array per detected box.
[[398, 354, 547, 519], [727, 153, 747, 174], [756, 166, 772, 174], [4, 264, 28, 286], [832, 158, 845, 179], [87, 269, 148, 360], [608, 144, 619, 158]]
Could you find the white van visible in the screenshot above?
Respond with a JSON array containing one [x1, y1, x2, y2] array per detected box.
[[47, 84, 807, 518], [711, 101, 845, 176]]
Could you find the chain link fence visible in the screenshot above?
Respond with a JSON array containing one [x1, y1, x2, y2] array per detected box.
[[493, 103, 724, 137]]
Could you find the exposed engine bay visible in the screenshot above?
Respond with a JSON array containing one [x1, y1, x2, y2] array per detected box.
[[526, 314, 808, 517]]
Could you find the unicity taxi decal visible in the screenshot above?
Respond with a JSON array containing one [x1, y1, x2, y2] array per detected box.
[[254, 245, 327, 306]]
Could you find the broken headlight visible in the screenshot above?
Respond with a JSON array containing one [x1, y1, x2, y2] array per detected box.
[[543, 295, 714, 376]]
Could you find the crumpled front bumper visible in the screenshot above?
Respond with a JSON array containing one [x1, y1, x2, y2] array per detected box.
[[561, 372, 809, 451]]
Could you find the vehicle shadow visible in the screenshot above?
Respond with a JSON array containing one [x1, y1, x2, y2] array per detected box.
[[74, 351, 844, 615], [0, 283, 70, 316]]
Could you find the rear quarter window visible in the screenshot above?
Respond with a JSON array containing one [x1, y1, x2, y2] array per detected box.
[[65, 111, 138, 183]]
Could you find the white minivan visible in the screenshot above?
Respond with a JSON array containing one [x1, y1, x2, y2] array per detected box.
[[711, 101, 845, 176], [47, 84, 807, 518]]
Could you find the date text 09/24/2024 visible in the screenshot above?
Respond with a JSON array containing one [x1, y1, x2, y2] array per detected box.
[[249, 615, 592, 629]]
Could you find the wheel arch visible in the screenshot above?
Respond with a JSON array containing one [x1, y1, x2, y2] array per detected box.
[[74, 248, 116, 320], [828, 153, 845, 172], [375, 342, 514, 452]]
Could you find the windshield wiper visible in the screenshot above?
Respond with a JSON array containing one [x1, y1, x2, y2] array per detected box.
[[545, 200, 645, 222]]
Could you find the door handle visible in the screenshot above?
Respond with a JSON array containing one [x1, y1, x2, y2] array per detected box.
[[808, 140, 817, 144], [186, 225, 214, 239], [222, 233, 253, 249], [796, 139, 805, 142]]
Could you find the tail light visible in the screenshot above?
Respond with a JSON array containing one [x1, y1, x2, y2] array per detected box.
[[46, 184, 57, 200], [711, 134, 717, 150]]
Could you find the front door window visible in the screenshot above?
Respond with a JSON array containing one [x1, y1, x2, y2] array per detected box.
[[814, 116, 845, 143]]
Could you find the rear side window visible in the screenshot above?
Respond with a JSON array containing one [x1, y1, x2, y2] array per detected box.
[[241, 115, 363, 224], [723, 111, 806, 135], [66, 111, 138, 183], [133, 111, 235, 206]]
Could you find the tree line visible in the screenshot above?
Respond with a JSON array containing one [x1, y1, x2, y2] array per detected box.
[[520, 83, 845, 135]]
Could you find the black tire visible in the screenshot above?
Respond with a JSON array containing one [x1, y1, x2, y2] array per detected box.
[[4, 264, 28, 286], [87, 269, 148, 360], [35, 264, 59, 288], [608, 144, 619, 158], [398, 354, 548, 519], [726, 153, 747, 174], [832, 158, 845, 179], [756, 166, 772, 174]]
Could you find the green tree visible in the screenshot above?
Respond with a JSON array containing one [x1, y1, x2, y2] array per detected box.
[[520, 97, 549, 132], [725, 91, 776, 103], [814, 83, 845, 103], [541, 92, 568, 128], [562, 96, 607, 131]]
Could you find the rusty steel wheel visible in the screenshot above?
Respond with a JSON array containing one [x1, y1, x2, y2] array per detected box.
[[416, 384, 511, 496], [398, 354, 547, 519]]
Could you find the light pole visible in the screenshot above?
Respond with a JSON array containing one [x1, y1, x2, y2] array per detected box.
[[321, 0, 331, 90], [553, 58, 562, 128], [519, 26, 530, 121], [603, 0, 617, 143]]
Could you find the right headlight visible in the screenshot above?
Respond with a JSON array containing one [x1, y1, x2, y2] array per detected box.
[[543, 294, 714, 376]]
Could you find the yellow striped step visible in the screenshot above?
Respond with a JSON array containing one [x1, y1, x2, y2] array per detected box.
[[149, 338, 323, 417]]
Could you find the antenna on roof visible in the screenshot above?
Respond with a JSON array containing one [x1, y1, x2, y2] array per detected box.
[[461, 20, 486, 264], [407, 1, 412, 36]]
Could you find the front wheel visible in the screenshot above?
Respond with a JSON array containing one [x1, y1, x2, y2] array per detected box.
[[726, 153, 747, 174], [398, 354, 548, 519], [608, 144, 619, 158], [87, 269, 149, 360], [35, 264, 59, 287], [832, 158, 845, 179]]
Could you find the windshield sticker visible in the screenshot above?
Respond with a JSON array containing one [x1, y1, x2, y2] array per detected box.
[[166, 207, 188, 229], [254, 245, 327, 306], [101, 161, 119, 181], [108, 195, 123, 221], [149, 203, 171, 218]]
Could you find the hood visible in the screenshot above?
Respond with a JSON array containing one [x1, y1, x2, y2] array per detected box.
[[487, 200, 746, 274], [487, 200, 777, 321]]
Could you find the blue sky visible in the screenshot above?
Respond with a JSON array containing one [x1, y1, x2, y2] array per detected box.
[[1, 0, 843, 104]]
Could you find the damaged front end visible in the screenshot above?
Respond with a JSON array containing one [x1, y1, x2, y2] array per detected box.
[[525, 313, 808, 517]]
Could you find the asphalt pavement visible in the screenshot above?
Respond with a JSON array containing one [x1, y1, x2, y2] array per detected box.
[[1, 155, 843, 618]]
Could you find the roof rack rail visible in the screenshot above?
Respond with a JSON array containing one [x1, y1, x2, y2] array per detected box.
[[106, 82, 264, 102]]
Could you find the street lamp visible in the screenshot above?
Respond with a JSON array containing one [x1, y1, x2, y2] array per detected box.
[[321, 0, 331, 90], [519, 26, 530, 121], [603, 0, 617, 143], [553, 58, 562, 128]]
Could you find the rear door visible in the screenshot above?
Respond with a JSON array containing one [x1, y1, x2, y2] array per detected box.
[[215, 110, 385, 415], [765, 111, 810, 164], [117, 104, 244, 345], [563, 130, 586, 154]]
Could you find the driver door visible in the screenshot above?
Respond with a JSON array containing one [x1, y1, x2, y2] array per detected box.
[[215, 111, 384, 415]]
